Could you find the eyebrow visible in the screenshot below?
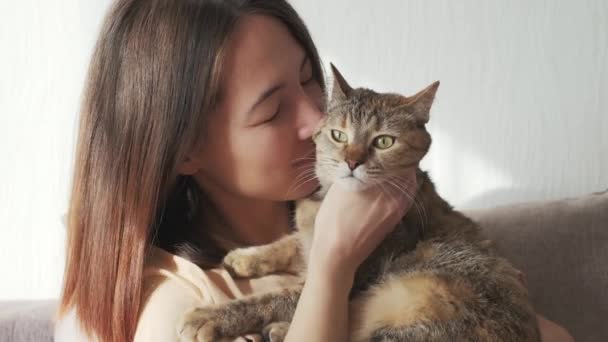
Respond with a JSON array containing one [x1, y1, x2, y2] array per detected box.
[[247, 55, 310, 114]]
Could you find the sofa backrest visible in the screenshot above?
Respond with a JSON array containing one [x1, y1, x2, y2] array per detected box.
[[467, 189, 608, 342]]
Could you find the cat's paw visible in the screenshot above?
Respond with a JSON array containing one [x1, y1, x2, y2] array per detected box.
[[223, 246, 276, 277], [177, 306, 225, 342], [262, 322, 290, 342]]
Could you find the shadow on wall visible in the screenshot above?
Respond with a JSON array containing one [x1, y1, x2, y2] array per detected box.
[[420, 112, 606, 210], [305, 0, 608, 210]]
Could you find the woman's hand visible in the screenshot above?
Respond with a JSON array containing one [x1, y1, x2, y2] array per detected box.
[[284, 169, 417, 342], [309, 169, 418, 280]]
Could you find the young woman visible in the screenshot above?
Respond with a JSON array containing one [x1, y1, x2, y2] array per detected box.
[[55, 1, 574, 341]]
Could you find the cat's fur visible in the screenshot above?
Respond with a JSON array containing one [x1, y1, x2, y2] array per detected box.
[[178, 65, 540, 342]]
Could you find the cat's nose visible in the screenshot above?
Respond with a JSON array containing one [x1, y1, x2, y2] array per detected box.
[[346, 159, 361, 171]]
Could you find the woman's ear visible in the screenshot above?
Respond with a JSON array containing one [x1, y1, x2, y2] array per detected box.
[[176, 154, 202, 175]]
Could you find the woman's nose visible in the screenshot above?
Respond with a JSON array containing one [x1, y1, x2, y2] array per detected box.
[[296, 94, 325, 140]]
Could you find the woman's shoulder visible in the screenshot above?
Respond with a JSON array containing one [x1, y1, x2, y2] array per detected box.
[[142, 246, 213, 303], [55, 246, 300, 341], [134, 246, 214, 341], [136, 246, 299, 341], [144, 246, 301, 302]]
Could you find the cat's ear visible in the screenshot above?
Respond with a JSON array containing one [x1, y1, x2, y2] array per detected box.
[[330, 63, 353, 101], [408, 81, 440, 125]]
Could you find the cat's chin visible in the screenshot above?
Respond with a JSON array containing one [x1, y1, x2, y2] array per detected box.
[[334, 177, 371, 192]]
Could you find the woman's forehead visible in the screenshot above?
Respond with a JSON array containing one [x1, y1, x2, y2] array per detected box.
[[218, 15, 305, 112]]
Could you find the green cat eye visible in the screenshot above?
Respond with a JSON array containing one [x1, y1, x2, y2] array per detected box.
[[373, 135, 395, 149], [331, 129, 348, 143]]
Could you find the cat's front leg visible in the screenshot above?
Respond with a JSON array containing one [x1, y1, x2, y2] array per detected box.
[[223, 233, 302, 277], [177, 305, 229, 342], [177, 287, 301, 341]]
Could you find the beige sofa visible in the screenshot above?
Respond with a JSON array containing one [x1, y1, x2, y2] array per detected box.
[[1, 190, 606, 341], [466, 189, 608, 342]]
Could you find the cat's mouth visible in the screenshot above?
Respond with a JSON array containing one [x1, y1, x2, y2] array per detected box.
[[335, 175, 369, 191]]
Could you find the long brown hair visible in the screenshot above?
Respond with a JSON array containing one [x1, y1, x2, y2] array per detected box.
[[57, 0, 325, 341]]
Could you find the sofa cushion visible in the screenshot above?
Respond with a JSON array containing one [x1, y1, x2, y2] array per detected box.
[[466, 189, 608, 342], [0, 300, 56, 342]]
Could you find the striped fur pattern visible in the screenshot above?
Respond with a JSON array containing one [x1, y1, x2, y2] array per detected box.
[[178, 65, 540, 342]]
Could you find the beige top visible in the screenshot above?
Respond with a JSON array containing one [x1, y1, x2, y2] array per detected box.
[[54, 246, 300, 342], [133, 246, 300, 342]]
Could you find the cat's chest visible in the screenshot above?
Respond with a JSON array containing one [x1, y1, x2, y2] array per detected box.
[[350, 220, 423, 294]]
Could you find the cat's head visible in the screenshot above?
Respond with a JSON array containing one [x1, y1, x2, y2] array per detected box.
[[313, 64, 439, 192]]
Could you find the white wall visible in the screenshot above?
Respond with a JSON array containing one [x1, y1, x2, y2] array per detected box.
[[0, 0, 112, 300], [292, 0, 608, 208], [0, 0, 606, 300]]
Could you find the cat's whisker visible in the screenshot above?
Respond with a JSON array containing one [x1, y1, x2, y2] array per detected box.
[[384, 178, 421, 219], [285, 169, 319, 198], [375, 180, 401, 210], [390, 174, 429, 230], [291, 173, 316, 187], [386, 175, 427, 227], [383, 176, 427, 237], [377, 177, 426, 238], [286, 174, 319, 197], [289, 147, 318, 165], [369, 176, 409, 216], [290, 169, 317, 187], [315, 157, 339, 163], [290, 157, 317, 164], [400, 193, 426, 238], [286, 169, 317, 193], [293, 163, 317, 170], [400, 186, 428, 236], [293, 165, 316, 174]]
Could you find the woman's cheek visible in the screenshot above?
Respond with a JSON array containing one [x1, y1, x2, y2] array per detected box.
[[307, 83, 325, 111], [240, 129, 289, 170]]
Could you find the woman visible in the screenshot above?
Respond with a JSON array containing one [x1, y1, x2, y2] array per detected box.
[[55, 0, 574, 341]]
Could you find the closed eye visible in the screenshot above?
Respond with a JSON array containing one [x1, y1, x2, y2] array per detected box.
[[260, 105, 280, 125], [301, 75, 314, 85]]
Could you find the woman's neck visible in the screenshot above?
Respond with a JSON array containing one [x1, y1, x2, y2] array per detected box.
[[198, 182, 291, 248]]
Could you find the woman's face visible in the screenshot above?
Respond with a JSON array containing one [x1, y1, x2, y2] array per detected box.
[[185, 15, 325, 201]]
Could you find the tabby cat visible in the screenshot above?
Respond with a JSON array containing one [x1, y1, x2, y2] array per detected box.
[[178, 64, 540, 342]]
